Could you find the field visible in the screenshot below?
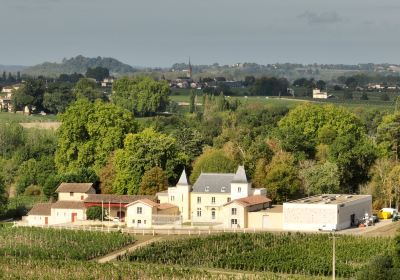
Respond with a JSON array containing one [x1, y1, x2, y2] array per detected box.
[[0, 226, 135, 260], [170, 89, 397, 112], [124, 232, 395, 279], [0, 112, 57, 123]]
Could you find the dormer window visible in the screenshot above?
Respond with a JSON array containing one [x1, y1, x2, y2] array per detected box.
[[205, 186, 210, 192], [221, 187, 226, 193]]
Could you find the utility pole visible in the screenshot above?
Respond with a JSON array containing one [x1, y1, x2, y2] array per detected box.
[[332, 234, 336, 280]]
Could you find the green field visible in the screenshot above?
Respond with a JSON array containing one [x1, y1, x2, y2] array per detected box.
[[0, 112, 57, 123], [124, 232, 395, 279]]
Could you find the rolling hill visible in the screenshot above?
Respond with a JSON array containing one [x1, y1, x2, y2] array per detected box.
[[22, 55, 136, 77]]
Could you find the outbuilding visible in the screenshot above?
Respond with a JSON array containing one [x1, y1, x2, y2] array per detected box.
[[283, 194, 372, 231]]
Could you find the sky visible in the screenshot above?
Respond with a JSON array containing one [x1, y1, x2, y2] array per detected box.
[[1, 0, 400, 67]]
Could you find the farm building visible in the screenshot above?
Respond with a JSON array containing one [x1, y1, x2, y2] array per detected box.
[[283, 194, 372, 231]]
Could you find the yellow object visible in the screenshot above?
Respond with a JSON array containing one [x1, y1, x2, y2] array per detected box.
[[377, 210, 392, 219]]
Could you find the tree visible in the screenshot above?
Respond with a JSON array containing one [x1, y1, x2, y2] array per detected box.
[[85, 67, 109, 81], [0, 175, 7, 215], [43, 87, 75, 114], [55, 99, 137, 173], [377, 113, 400, 161], [250, 77, 289, 96], [316, 80, 326, 90], [139, 167, 168, 195], [172, 127, 205, 161], [387, 165, 400, 210], [11, 79, 45, 111], [255, 151, 301, 203], [99, 154, 116, 194], [74, 78, 106, 101], [112, 76, 170, 116], [328, 135, 377, 192], [113, 128, 188, 194], [190, 148, 236, 183], [360, 92, 369, 100], [299, 161, 340, 196], [367, 158, 393, 209], [189, 90, 196, 113], [86, 206, 105, 220]]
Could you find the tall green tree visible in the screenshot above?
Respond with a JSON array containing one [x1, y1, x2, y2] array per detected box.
[[112, 76, 170, 116], [74, 78, 106, 101], [190, 148, 236, 183], [139, 166, 168, 195], [377, 113, 400, 161], [113, 128, 188, 194], [299, 161, 340, 196], [12, 79, 45, 111], [55, 99, 137, 173]]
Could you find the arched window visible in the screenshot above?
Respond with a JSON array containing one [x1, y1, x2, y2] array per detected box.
[[211, 208, 216, 220]]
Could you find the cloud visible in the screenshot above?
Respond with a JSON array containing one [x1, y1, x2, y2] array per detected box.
[[298, 11, 343, 25]]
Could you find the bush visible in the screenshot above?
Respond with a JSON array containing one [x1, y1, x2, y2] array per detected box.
[[86, 206, 104, 220], [24, 185, 43, 196]]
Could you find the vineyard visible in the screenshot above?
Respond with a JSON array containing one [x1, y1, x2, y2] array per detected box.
[[0, 226, 135, 260], [0, 257, 335, 280], [124, 233, 395, 278]]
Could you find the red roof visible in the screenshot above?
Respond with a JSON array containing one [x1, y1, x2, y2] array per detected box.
[[225, 195, 272, 207]]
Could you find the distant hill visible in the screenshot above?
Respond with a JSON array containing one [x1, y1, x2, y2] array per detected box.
[[23, 55, 136, 77], [0, 65, 29, 73]]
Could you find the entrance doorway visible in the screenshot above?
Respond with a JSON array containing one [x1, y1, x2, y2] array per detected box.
[[117, 211, 126, 222], [45, 217, 48, 225], [71, 213, 77, 223], [350, 214, 355, 226]]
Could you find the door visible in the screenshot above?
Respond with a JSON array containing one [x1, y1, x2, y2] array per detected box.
[[71, 213, 77, 223], [117, 211, 126, 222], [45, 217, 48, 225], [350, 214, 355, 226], [137, 219, 142, 228]]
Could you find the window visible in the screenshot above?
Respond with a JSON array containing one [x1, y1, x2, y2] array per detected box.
[[211, 208, 216, 220], [238, 187, 241, 193], [231, 219, 238, 225], [69, 192, 73, 197], [205, 186, 210, 192], [197, 208, 202, 217], [138, 220, 141, 225], [81, 195, 84, 200], [227, 198, 231, 202], [211, 197, 216, 204], [137, 207, 142, 214], [197, 197, 201, 204], [170, 196, 175, 201], [132, 219, 135, 224], [144, 220, 146, 224], [221, 187, 226, 192], [231, 208, 237, 215]]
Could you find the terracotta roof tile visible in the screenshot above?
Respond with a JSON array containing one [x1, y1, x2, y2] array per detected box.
[[84, 194, 154, 204], [225, 195, 272, 207], [51, 201, 85, 209], [55, 183, 94, 193], [157, 203, 177, 210], [28, 203, 52, 216]]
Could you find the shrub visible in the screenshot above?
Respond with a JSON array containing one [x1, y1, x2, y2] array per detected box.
[[86, 206, 105, 220]]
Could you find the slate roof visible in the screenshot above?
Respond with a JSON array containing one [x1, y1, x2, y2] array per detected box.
[[84, 194, 154, 204], [51, 201, 85, 209], [177, 169, 189, 185], [232, 165, 248, 183], [192, 173, 235, 193], [28, 203, 52, 216], [55, 183, 94, 193], [225, 195, 272, 207]]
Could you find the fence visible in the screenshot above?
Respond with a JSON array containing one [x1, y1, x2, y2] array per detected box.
[[14, 222, 272, 236]]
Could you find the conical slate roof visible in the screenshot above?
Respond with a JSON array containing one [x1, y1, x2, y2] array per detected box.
[[232, 165, 248, 183], [177, 169, 189, 185]]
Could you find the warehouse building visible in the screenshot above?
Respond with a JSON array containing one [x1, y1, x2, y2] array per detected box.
[[283, 194, 372, 231]]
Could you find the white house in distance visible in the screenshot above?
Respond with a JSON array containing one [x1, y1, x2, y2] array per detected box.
[[312, 89, 329, 99]]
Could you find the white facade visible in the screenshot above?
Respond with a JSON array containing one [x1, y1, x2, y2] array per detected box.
[[283, 195, 372, 231], [312, 89, 328, 99], [50, 208, 85, 224], [26, 215, 51, 226]]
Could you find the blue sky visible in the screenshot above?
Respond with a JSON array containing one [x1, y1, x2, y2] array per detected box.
[[1, 0, 400, 66]]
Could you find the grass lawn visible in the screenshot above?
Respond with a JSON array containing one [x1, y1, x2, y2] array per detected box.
[[0, 112, 57, 123]]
